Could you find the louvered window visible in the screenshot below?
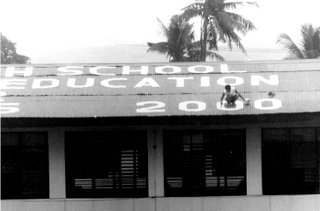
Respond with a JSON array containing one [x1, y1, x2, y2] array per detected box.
[[262, 128, 320, 194], [163, 130, 246, 196], [1, 132, 49, 199], [65, 131, 148, 198]]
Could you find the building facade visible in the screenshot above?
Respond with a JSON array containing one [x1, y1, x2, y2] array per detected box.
[[1, 60, 320, 211]]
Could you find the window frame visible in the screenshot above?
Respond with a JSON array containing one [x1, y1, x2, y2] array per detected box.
[[262, 127, 320, 195], [1, 132, 49, 199], [163, 129, 247, 197], [65, 130, 149, 198]]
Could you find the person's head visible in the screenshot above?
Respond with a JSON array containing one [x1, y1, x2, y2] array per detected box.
[[225, 84, 231, 92]]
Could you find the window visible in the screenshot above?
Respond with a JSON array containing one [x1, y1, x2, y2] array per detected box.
[[163, 130, 246, 196], [262, 128, 320, 194], [65, 131, 148, 198], [1, 132, 49, 199]]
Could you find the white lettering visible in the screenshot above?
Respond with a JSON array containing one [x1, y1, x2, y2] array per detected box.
[[168, 77, 193, 87], [179, 101, 206, 112], [155, 66, 181, 74], [89, 66, 116, 76], [32, 78, 59, 89], [217, 101, 244, 111], [67, 78, 95, 88], [136, 101, 165, 113], [200, 76, 210, 87], [251, 75, 279, 86], [0, 92, 20, 114], [5, 67, 33, 77], [57, 66, 84, 76], [134, 77, 160, 88], [122, 66, 148, 75], [100, 78, 127, 88], [217, 76, 244, 86], [0, 79, 27, 89], [188, 65, 214, 73], [254, 98, 282, 110], [220, 64, 247, 73]]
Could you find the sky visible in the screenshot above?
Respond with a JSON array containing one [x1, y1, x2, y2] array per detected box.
[[0, 0, 319, 59]]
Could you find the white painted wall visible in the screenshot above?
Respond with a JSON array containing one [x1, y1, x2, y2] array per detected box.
[[2, 195, 320, 211]]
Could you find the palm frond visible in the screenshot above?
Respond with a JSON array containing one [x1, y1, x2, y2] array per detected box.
[[147, 42, 168, 54], [209, 12, 246, 53], [222, 11, 256, 34], [300, 24, 320, 58], [301, 24, 315, 54], [206, 50, 225, 61], [182, 2, 204, 12], [313, 28, 320, 51], [182, 5, 203, 21], [148, 14, 197, 62], [182, 0, 257, 61], [224, 1, 259, 10], [208, 14, 225, 36], [156, 18, 169, 38], [177, 20, 194, 45], [189, 40, 201, 48], [224, 30, 246, 53], [277, 33, 304, 59], [186, 39, 225, 61], [207, 21, 219, 50]]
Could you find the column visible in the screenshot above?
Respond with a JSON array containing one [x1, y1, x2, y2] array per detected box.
[[246, 127, 263, 195], [147, 129, 164, 197], [154, 129, 164, 197], [48, 129, 66, 198], [147, 130, 156, 197]]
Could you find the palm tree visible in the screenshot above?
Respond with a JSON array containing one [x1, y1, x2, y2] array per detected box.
[[147, 15, 224, 62], [182, 0, 257, 61], [277, 24, 320, 59], [185, 40, 225, 61], [147, 15, 194, 62]]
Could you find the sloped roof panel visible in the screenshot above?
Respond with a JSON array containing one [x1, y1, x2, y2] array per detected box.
[[1, 60, 320, 118]]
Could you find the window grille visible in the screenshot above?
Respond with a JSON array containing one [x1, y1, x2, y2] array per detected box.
[[163, 130, 246, 196], [1, 132, 49, 199], [65, 131, 148, 198], [262, 128, 320, 194]]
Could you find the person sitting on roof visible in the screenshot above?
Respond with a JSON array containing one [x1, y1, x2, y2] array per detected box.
[[220, 84, 247, 106]]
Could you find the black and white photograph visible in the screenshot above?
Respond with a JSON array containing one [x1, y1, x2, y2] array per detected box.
[[1, 0, 320, 210]]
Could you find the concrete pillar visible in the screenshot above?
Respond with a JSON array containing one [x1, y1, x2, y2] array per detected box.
[[147, 129, 164, 197], [154, 129, 164, 197], [246, 127, 263, 195], [48, 129, 66, 198], [147, 130, 156, 197]]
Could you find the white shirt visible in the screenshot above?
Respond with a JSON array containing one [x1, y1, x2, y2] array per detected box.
[[224, 87, 236, 98]]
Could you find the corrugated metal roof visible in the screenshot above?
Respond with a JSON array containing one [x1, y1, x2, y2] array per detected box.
[[1, 60, 320, 118]]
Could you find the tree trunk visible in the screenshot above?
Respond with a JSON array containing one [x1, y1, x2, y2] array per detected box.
[[200, 14, 209, 61]]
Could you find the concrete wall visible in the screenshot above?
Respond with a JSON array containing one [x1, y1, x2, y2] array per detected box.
[[2, 124, 320, 211], [2, 195, 320, 211]]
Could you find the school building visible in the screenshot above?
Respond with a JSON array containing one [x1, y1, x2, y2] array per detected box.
[[1, 60, 320, 211]]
